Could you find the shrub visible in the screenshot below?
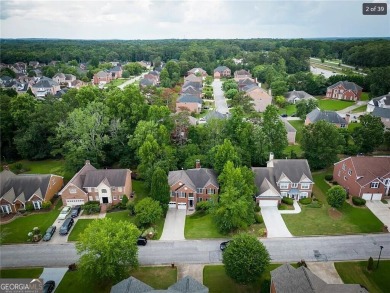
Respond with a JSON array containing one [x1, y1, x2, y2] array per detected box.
[[282, 197, 294, 205], [41, 201, 52, 210], [25, 202, 34, 211], [254, 205, 261, 212], [367, 256, 374, 271], [327, 186, 346, 208], [14, 162, 23, 171], [332, 181, 339, 185], [126, 201, 135, 215], [352, 196, 366, 206], [121, 195, 129, 206], [299, 198, 312, 205], [381, 199, 388, 204], [196, 201, 211, 213], [307, 201, 322, 208], [254, 213, 263, 224], [325, 175, 333, 181], [82, 201, 100, 214], [68, 263, 77, 271]]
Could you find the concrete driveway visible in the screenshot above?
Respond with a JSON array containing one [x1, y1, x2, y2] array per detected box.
[[307, 262, 343, 284], [160, 209, 186, 240], [261, 207, 293, 238], [41, 215, 79, 245], [39, 267, 68, 292], [365, 201, 390, 228]]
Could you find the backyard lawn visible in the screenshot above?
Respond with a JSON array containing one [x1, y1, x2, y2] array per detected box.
[[132, 180, 148, 203], [0, 268, 43, 278], [67, 219, 94, 241], [335, 260, 390, 293], [317, 99, 354, 111], [282, 170, 383, 236], [1, 200, 62, 244], [203, 264, 282, 293], [278, 104, 296, 116]]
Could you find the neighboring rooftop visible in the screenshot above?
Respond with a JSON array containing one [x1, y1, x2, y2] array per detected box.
[[328, 81, 363, 92], [307, 108, 347, 125]]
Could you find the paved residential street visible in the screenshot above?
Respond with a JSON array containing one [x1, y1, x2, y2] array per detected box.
[[261, 207, 293, 238], [2, 234, 389, 268], [212, 79, 229, 115], [160, 209, 186, 240], [118, 72, 147, 90]]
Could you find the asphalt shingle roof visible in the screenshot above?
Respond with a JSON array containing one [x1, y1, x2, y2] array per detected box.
[[177, 94, 203, 104], [328, 81, 363, 92], [110, 276, 153, 293], [168, 168, 218, 191], [83, 169, 128, 188], [32, 77, 59, 88], [214, 66, 230, 73], [345, 156, 390, 186], [372, 107, 390, 119], [307, 108, 347, 124], [284, 90, 315, 102]]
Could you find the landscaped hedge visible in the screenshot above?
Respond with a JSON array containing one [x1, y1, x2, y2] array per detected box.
[[299, 197, 312, 205], [82, 201, 100, 214], [325, 175, 333, 181], [254, 205, 261, 212], [282, 197, 294, 205], [352, 196, 366, 206], [195, 201, 211, 213], [254, 213, 263, 224]]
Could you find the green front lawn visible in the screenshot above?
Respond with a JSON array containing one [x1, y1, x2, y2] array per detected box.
[[335, 260, 390, 293], [109, 78, 127, 87], [1, 200, 62, 244], [130, 266, 177, 289], [360, 92, 370, 101], [185, 213, 224, 239], [288, 119, 304, 143], [132, 180, 148, 203], [0, 268, 43, 278], [203, 264, 281, 293], [67, 219, 95, 241], [284, 145, 303, 158], [282, 170, 383, 236], [56, 270, 111, 293], [278, 104, 296, 116], [317, 99, 355, 111], [351, 105, 367, 113], [348, 122, 361, 132]]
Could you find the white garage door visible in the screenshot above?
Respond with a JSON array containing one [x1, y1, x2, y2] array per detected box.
[[177, 203, 187, 210], [66, 199, 85, 206], [362, 193, 372, 200], [168, 202, 176, 208], [259, 200, 278, 207], [372, 193, 382, 200]]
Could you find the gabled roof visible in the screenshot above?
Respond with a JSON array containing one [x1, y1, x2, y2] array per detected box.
[[83, 169, 129, 188], [95, 71, 110, 78], [344, 156, 390, 186], [284, 90, 315, 102], [110, 276, 152, 293], [168, 168, 218, 191], [59, 161, 96, 194], [140, 78, 156, 86], [177, 94, 203, 104], [188, 68, 207, 75], [327, 81, 363, 92], [234, 69, 251, 76], [182, 86, 201, 95], [372, 94, 390, 106], [372, 107, 390, 119], [53, 73, 65, 79], [307, 108, 347, 125], [110, 66, 122, 72], [183, 81, 202, 90], [185, 74, 203, 83], [32, 77, 59, 88], [282, 119, 297, 133], [271, 264, 367, 293], [205, 110, 230, 121], [238, 78, 255, 86], [168, 276, 208, 293], [273, 159, 313, 183], [252, 167, 279, 197], [214, 66, 230, 73]]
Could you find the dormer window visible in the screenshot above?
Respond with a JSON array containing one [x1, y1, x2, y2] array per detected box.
[[101, 189, 107, 193], [280, 183, 289, 189], [301, 183, 310, 190], [291, 183, 298, 188], [370, 182, 379, 188]]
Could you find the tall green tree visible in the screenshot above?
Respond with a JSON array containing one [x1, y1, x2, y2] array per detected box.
[[210, 139, 241, 174], [262, 105, 288, 158], [223, 234, 270, 284], [76, 218, 140, 282], [301, 120, 344, 170], [296, 99, 318, 119], [352, 114, 384, 153], [270, 79, 288, 96], [150, 167, 170, 207], [327, 185, 346, 208], [135, 197, 163, 227]]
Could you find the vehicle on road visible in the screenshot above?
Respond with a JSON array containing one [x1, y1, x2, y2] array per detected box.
[[137, 236, 148, 246], [71, 205, 81, 218], [43, 280, 55, 293], [42, 226, 56, 241], [220, 241, 230, 251], [280, 114, 288, 118], [59, 218, 74, 235], [58, 206, 71, 220]]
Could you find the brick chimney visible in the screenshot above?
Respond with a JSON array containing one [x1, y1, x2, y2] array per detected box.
[[85, 160, 90, 165], [195, 159, 201, 169], [267, 152, 274, 168], [345, 114, 350, 124]]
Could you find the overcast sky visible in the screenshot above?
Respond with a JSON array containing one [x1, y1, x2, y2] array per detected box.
[[1, 0, 389, 39]]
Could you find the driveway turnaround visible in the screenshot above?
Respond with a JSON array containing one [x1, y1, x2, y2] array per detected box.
[[160, 209, 186, 240], [307, 262, 343, 284], [261, 207, 293, 238], [39, 267, 68, 292], [365, 201, 390, 228]]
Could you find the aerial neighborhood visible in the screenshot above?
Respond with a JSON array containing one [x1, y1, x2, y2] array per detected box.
[[0, 37, 389, 293]]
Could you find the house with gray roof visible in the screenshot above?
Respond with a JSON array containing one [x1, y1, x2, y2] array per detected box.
[[282, 118, 297, 144], [205, 110, 231, 122], [181, 85, 202, 98], [367, 93, 390, 112], [284, 90, 315, 104], [371, 107, 390, 129], [59, 160, 132, 207], [111, 276, 208, 293], [168, 160, 218, 210], [252, 153, 313, 207], [271, 264, 367, 293], [0, 168, 63, 214], [185, 74, 203, 83], [31, 77, 61, 98], [176, 94, 203, 114], [187, 68, 208, 78], [213, 66, 231, 79], [305, 108, 349, 128], [326, 81, 363, 101], [93, 70, 112, 85]]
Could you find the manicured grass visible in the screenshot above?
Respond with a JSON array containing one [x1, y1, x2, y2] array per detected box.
[[132, 180, 149, 203], [185, 212, 224, 239], [56, 270, 111, 293], [351, 105, 367, 113], [130, 266, 177, 289], [348, 122, 361, 132], [67, 219, 94, 241], [335, 260, 390, 293], [278, 104, 296, 116], [288, 119, 304, 143], [0, 268, 43, 278], [1, 201, 62, 244], [317, 99, 355, 111], [203, 264, 281, 293], [109, 78, 127, 87], [360, 92, 370, 101], [282, 169, 383, 236], [106, 210, 133, 222], [284, 145, 303, 158]]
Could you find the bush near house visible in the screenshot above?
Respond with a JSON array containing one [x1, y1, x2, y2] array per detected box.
[[299, 198, 312, 205], [282, 197, 294, 205], [195, 201, 211, 213], [255, 214, 263, 224], [325, 175, 333, 181], [82, 201, 100, 214], [352, 196, 366, 206]]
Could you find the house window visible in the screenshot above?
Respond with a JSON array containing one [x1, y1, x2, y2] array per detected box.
[[338, 171, 341, 177], [89, 196, 93, 201], [33, 201, 41, 210], [170, 191, 176, 197], [87, 187, 91, 192], [196, 188, 203, 194], [344, 176, 347, 181], [281, 192, 287, 197], [348, 170, 352, 176], [291, 183, 298, 188], [385, 179, 390, 186], [197, 198, 203, 203], [118, 187, 123, 192], [300, 192, 308, 198], [69, 188, 77, 194], [280, 183, 289, 189], [111, 187, 116, 191], [301, 183, 310, 190], [208, 189, 214, 195], [113, 196, 117, 200], [179, 192, 186, 198], [371, 182, 379, 188], [188, 193, 194, 198], [101, 189, 107, 193], [342, 163, 346, 171], [119, 195, 123, 200]]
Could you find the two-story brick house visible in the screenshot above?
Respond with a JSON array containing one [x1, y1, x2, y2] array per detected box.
[[168, 160, 219, 210], [213, 66, 231, 79], [252, 153, 314, 207], [0, 167, 63, 214], [59, 160, 132, 206], [326, 81, 363, 101], [333, 156, 390, 200]]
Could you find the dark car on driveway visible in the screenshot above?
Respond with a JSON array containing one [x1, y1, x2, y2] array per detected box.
[[220, 241, 230, 251], [137, 236, 147, 246], [59, 218, 74, 235], [43, 280, 55, 293], [42, 226, 56, 241], [71, 205, 81, 218]]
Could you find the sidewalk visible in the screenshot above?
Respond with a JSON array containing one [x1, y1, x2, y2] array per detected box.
[[279, 201, 301, 214]]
